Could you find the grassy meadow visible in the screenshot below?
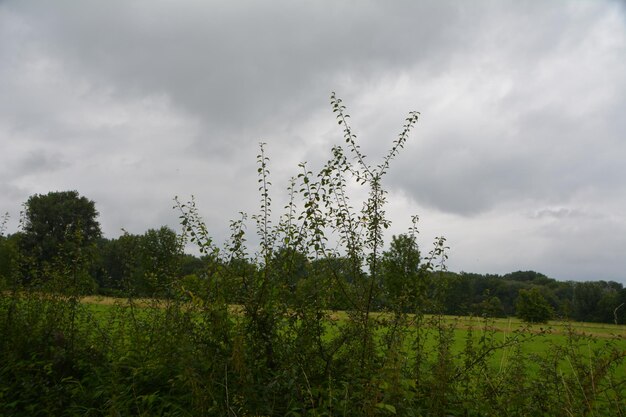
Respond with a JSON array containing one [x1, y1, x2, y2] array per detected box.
[[79, 295, 626, 378]]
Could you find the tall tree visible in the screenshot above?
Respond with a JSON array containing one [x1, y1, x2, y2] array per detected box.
[[381, 233, 422, 311], [137, 226, 182, 296], [99, 227, 183, 296], [20, 191, 101, 280]]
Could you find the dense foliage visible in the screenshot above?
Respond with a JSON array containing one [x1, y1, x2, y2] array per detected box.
[[1, 95, 626, 416]]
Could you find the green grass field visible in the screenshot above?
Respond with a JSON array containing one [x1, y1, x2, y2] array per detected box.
[[80, 295, 626, 376], [78, 294, 626, 336]]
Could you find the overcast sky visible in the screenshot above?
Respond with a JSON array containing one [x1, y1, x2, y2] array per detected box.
[[1, 0, 625, 283]]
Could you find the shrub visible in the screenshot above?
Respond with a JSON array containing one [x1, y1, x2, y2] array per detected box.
[[516, 287, 554, 323]]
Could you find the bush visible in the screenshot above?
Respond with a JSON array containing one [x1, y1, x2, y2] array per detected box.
[[516, 287, 554, 323]]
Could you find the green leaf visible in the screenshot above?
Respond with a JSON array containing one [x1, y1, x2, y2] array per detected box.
[[375, 403, 397, 414]]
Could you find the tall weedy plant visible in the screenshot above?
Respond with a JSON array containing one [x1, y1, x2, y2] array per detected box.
[[175, 92, 453, 415]]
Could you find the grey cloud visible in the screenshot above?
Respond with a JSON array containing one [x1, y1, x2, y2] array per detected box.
[[533, 211, 626, 281], [1, 0, 625, 282], [392, 118, 625, 217], [530, 208, 603, 220], [0, 182, 26, 202], [15, 151, 67, 175], [3, 1, 475, 154], [0, 150, 67, 189], [387, 7, 626, 217]]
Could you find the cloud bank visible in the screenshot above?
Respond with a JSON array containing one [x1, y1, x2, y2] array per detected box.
[[1, 0, 625, 282]]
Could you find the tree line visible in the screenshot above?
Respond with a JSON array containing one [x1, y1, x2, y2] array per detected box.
[[1, 190, 624, 324]]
